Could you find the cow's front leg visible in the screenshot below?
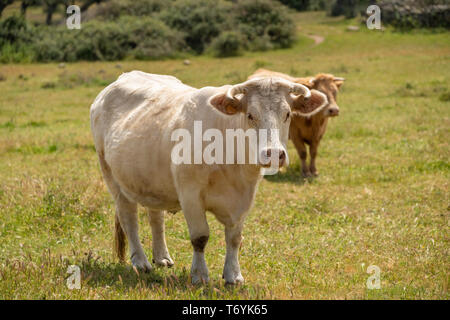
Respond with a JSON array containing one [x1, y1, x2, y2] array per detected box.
[[309, 140, 320, 176], [292, 135, 311, 177], [223, 224, 244, 285], [148, 210, 174, 267], [180, 195, 210, 284]]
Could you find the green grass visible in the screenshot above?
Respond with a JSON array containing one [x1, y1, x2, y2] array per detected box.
[[0, 12, 449, 299]]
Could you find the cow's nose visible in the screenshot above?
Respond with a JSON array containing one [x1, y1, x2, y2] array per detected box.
[[260, 148, 286, 167], [278, 150, 286, 166], [328, 108, 339, 117]]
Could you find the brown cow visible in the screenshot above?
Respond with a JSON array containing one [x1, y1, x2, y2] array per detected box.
[[249, 69, 345, 177]]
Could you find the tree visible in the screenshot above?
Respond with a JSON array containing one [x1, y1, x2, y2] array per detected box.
[[0, 0, 14, 17], [42, 0, 67, 25], [20, 0, 42, 16], [330, 0, 373, 18], [80, 0, 107, 12], [278, 0, 310, 11]]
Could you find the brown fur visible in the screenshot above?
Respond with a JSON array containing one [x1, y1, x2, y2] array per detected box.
[[114, 214, 127, 262], [191, 235, 209, 252], [249, 69, 344, 177]]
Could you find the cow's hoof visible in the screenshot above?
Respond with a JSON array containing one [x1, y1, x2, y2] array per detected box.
[[224, 274, 244, 286], [131, 255, 153, 272], [302, 171, 312, 178], [191, 272, 209, 285], [152, 256, 174, 268]]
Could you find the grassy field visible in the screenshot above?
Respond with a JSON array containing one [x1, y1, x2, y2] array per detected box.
[[0, 12, 449, 299]]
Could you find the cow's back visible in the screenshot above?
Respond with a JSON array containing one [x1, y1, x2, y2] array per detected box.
[[90, 71, 195, 209]]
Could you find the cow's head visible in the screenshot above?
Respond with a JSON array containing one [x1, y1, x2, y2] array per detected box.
[[209, 77, 328, 169], [301, 74, 344, 117]]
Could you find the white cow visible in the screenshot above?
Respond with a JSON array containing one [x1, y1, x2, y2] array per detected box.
[[90, 71, 327, 284]]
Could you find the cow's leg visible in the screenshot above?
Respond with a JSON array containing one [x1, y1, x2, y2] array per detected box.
[[223, 223, 244, 285], [97, 151, 151, 271], [148, 210, 174, 267], [179, 192, 210, 284], [292, 136, 311, 177], [309, 140, 320, 176], [116, 193, 152, 271], [186, 209, 210, 284]]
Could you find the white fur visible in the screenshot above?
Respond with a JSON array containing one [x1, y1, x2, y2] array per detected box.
[[90, 71, 312, 284]]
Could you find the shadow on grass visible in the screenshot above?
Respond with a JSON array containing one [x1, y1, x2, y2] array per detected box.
[[264, 162, 314, 185], [77, 257, 258, 298]]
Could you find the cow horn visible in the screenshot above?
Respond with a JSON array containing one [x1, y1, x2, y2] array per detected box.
[[226, 83, 248, 100], [334, 77, 345, 81], [290, 83, 311, 98]]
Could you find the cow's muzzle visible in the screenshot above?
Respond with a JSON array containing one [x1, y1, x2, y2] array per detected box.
[[259, 148, 287, 168]]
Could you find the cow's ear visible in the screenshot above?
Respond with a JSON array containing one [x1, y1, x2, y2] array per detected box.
[[292, 89, 328, 116], [209, 92, 242, 115]]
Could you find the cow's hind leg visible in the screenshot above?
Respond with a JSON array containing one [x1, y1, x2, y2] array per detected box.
[[223, 223, 244, 285], [148, 210, 174, 267], [116, 193, 152, 272], [97, 152, 151, 271]]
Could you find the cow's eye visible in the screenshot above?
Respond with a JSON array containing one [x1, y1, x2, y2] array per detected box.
[[284, 112, 290, 122], [247, 113, 254, 121]]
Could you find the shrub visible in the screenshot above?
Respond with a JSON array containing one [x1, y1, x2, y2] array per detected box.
[[125, 16, 186, 60], [277, 0, 310, 11], [160, 0, 233, 54], [32, 17, 185, 62], [376, 0, 450, 29], [330, 0, 373, 18], [93, 0, 171, 20], [0, 0, 298, 61], [234, 0, 296, 50], [0, 16, 36, 63], [0, 15, 34, 47], [0, 43, 35, 63], [309, 0, 332, 11], [208, 31, 245, 57]]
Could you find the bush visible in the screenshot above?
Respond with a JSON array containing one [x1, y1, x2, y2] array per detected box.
[[0, 0, 297, 62], [93, 0, 171, 20], [0, 15, 34, 47], [32, 16, 185, 62], [234, 0, 296, 50], [330, 0, 372, 18], [0, 15, 36, 63], [208, 31, 245, 57], [309, 0, 332, 11], [376, 0, 450, 29], [160, 0, 233, 54], [277, 0, 310, 11]]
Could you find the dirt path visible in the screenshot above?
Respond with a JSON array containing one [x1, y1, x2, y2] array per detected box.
[[306, 34, 325, 46]]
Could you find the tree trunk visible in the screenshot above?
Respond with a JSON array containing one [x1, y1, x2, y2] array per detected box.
[[46, 8, 54, 25], [21, 2, 29, 16]]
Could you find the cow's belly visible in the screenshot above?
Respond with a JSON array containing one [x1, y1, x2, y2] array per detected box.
[[120, 186, 181, 211], [104, 112, 180, 210]]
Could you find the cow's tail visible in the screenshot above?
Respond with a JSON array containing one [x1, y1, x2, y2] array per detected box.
[[114, 214, 127, 262]]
